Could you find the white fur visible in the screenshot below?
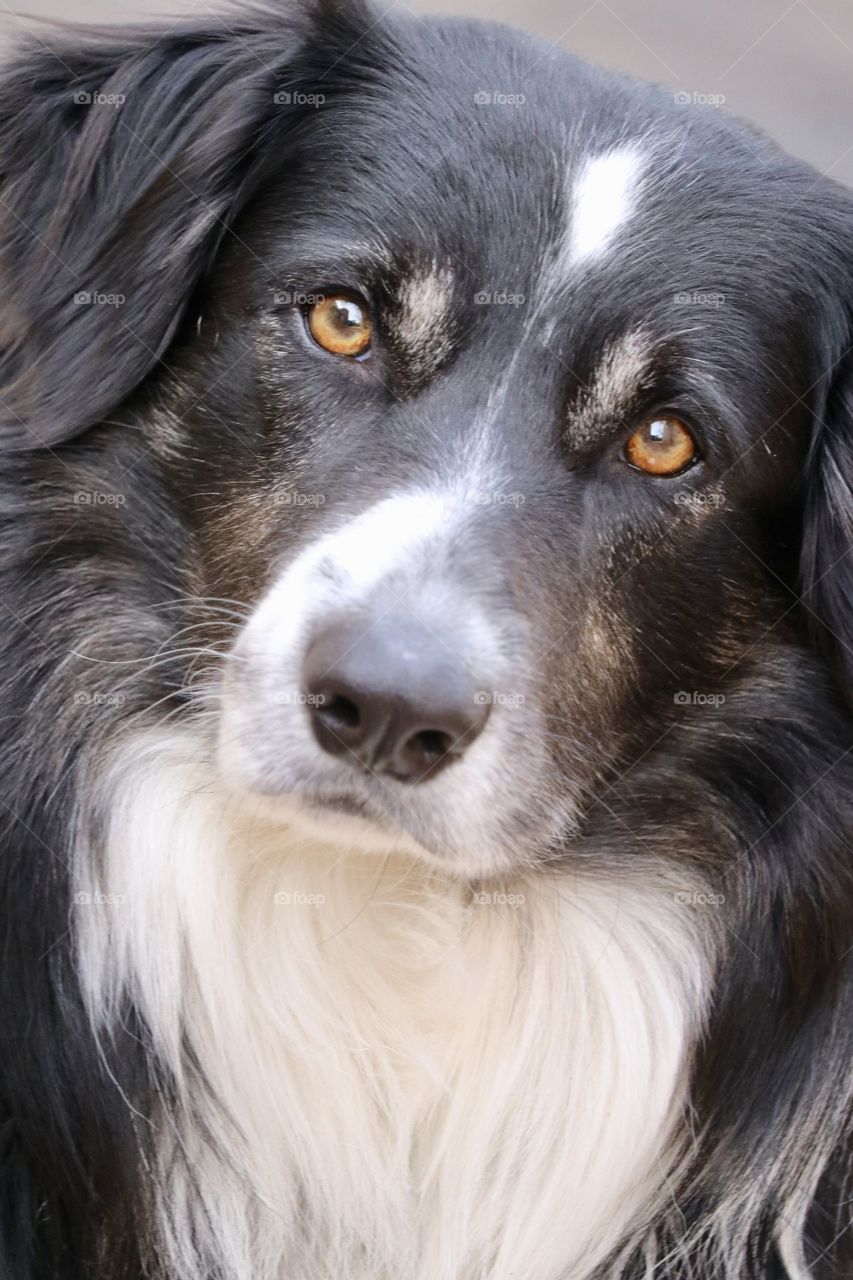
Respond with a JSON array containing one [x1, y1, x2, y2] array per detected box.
[[76, 727, 714, 1280], [569, 147, 643, 264], [291, 489, 454, 595]]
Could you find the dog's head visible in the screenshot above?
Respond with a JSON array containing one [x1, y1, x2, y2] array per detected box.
[[4, 2, 853, 876]]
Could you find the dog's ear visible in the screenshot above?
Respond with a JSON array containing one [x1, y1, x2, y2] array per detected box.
[[801, 341, 853, 705], [0, 6, 352, 449]]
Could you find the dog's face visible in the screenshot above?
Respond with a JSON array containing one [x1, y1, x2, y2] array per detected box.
[[5, 4, 853, 877]]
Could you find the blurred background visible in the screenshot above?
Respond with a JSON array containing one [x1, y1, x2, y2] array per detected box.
[[2, 0, 852, 185]]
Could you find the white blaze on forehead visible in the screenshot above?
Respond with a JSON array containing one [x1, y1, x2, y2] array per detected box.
[[569, 146, 643, 263]]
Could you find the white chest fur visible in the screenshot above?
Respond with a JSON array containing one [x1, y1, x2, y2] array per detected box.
[[75, 731, 711, 1280]]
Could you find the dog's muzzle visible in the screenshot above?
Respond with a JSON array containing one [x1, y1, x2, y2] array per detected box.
[[216, 489, 554, 873]]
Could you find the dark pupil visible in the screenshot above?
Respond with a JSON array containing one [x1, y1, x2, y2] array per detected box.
[[333, 299, 361, 329]]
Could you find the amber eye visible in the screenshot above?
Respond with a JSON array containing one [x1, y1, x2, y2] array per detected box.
[[625, 415, 698, 476], [306, 294, 372, 358]]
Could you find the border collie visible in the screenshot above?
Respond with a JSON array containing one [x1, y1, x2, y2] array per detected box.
[[1, 3, 852, 1277]]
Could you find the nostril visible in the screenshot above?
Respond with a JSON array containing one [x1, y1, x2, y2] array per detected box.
[[405, 728, 455, 766], [316, 692, 360, 732]]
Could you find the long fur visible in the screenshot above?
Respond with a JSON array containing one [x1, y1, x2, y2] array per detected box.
[[1, 4, 852, 1279], [77, 727, 712, 1280]]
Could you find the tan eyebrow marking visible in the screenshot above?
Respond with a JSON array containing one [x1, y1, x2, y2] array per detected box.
[[568, 328, 656, 450], [391, 261, 455, 379]]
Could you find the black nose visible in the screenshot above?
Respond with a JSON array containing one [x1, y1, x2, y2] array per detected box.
[[302, 616, 490, 782]]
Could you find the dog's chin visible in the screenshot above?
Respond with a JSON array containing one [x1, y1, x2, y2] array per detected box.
[[216, 760, 520, 879], [215, 723, 542, 879], [216, 766, 463, 868], [276, 790, 433, 860], [259, 790, 544, 881]]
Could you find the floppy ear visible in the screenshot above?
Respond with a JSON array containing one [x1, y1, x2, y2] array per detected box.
[[0, 7, 331, 448], [801, 346, 853, 705]]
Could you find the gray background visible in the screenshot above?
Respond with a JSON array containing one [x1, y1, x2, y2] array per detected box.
[[2, 0, 852, 186]]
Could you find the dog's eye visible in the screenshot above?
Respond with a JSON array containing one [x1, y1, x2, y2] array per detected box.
[[625, 416, 698, 476], [306, 295, 372, 358]]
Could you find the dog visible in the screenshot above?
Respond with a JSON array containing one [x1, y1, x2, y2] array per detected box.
[[0, 1, 851, 1277]]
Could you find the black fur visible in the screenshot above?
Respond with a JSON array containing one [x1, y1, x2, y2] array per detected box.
[[0, 3, 852, 1276]]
